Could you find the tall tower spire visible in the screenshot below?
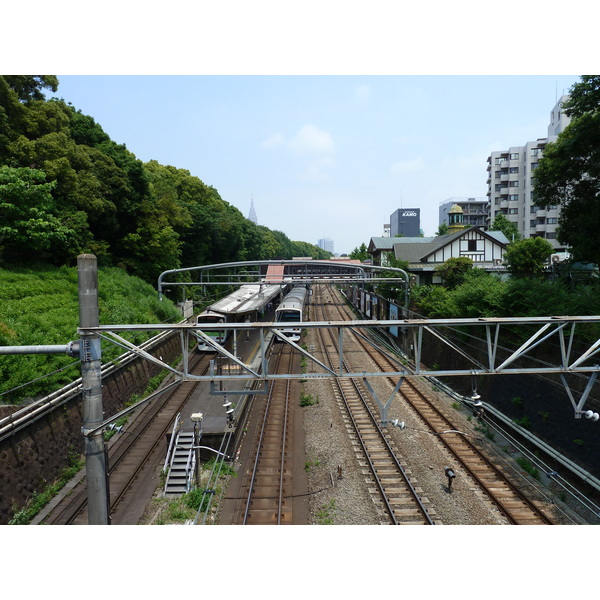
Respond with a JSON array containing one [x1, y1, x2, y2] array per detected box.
[[248, 196, 257, 224]]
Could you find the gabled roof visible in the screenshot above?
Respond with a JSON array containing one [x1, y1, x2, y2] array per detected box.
[[368, 237, 404, 252], [394, 226, 508, 263], [368, 236, 436, 253]]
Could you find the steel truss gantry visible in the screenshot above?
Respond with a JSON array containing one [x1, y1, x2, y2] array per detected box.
[[85, 314, 600, 420], [157, 259, 411, 305]]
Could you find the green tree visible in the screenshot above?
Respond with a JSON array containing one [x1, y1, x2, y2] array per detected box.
[[2, 76, 58, 102], [412, 285, 456, 318], [0, 166, 88, 264], [349, 242, 369, 262], [533, 75, 600, 265], [503, 237, 554, 277], [376, 255, 410, 301], [489, 212, 521, 242], [448, 269, 505, 317], [434, 256, 473, 289], [435, 222, 449, 236]]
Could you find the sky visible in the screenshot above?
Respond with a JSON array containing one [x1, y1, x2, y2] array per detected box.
[[48, 74, 580, 255], [6, 3, 593, 257], [4, 2, 596, 573]]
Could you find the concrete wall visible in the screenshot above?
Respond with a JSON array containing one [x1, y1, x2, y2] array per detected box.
[[0, 333, 181, 524]]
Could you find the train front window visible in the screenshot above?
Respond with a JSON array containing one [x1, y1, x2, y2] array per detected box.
[[277, 311, 300, 322]]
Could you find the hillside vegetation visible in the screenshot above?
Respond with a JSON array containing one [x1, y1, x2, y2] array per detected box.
[[0, 76, 331, 284], [0, 265, 181, 404], [0, 75, 334, 406]]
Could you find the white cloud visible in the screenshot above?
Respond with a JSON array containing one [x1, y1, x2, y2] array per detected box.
[[261, 124, 336, 180], [261, 132, 285, 148], [288, 124, 335, 155], [390, 157, 425, 175]]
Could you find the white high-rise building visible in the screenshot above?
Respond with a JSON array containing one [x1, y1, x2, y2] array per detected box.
[[486, 96, 571, 250], [318, 238, 334, 253]]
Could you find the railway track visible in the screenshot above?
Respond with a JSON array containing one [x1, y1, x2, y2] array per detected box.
[[40, 352, 211, 525], [323, 284, 554, 525], [313, 286, 436, 525], [228, 343, 299, 524]]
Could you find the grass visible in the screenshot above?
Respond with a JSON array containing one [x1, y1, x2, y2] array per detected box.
[[150, 458, 237, 525], [516, 456, 541, 480], [0, 264, 181, 404], [300, 391, 318, 406], [316, 498, 336, 524], [304, 458, 321, 471]]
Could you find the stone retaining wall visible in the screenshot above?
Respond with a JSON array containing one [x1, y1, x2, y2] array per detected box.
[[0, 333, 181, 524]]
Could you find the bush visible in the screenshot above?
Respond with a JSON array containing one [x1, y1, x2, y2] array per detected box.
[[0, 265, 181, 404]]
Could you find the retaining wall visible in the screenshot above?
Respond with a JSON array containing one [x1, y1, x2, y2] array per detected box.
[[0, 333, 181, 524]]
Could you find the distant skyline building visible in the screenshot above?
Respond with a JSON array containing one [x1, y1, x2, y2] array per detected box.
[[486, 95, 571, 250], [390, 208, 420, 237], [248, 198, 257, 224], [318, 237, 334, 253]]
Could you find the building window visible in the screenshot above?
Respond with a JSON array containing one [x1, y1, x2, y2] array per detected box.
[[531, 162, 539, 170], [509, 167, 519, 174], [547, 217, 558, 224], [546, 232, 556, 239], [509, 208, 518, 215], [530, 220, 537, 227], [509, 181, 519, 187], [531, 148, 542, 157], [509, 194, 519, 201], [510, 153, 519, 160], [530, 206, 537, 213]]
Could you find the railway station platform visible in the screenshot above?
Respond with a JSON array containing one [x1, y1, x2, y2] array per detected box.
[[178, 304, 277, 459]]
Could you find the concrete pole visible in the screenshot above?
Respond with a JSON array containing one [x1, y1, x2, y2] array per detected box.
[[78, 254, 110, 525]]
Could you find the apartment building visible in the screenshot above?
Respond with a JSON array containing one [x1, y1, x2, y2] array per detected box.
[[439, 197, 490, 230], [486, 95, 571, 250]]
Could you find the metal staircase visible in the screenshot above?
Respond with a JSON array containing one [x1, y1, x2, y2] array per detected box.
[[164, 429, 195, 495]]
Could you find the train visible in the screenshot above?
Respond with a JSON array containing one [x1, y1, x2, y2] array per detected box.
[[195, 283, 287, 351], [196, 309, 229, 351], [274, 284, 309, 342]]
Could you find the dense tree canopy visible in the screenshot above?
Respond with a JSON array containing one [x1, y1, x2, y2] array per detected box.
[[534, 75, 600, 265], [349, 242, 369, 262], [489, 213, 520, 242], [0, 75, 331, 282], [434, 256, 473, 289], [503, 237, 554, 278]]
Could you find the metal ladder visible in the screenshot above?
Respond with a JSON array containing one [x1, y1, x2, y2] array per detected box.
[[164, 430, 195, 495]]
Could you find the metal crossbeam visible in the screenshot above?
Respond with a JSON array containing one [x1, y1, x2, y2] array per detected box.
[[84, 315, 600, 379]]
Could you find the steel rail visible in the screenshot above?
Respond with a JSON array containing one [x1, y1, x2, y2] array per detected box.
[[242, 343, 292, 524], [315, 286, 434, 525]]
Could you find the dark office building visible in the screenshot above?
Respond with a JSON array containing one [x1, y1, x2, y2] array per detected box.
[[390, 208, 420, 237]]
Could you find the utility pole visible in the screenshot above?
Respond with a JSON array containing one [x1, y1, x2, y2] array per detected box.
[[78, 254, 110, 525]]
